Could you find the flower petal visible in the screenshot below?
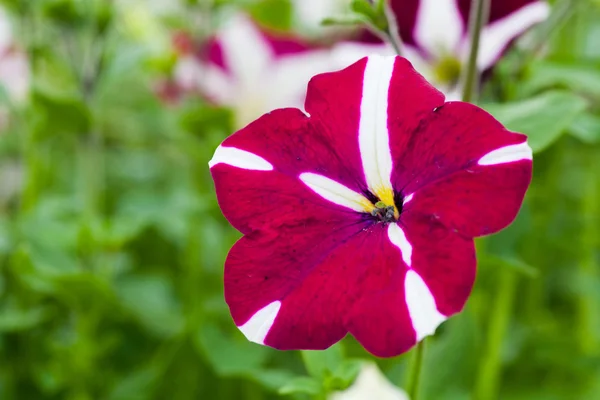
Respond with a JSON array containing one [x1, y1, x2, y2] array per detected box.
[[478, 142, 532, 165], [391, 101, 530, 197], [211, 163, 362, 234], [403, 159, 532, 237], [176, 55, 234, 103], [345, 270, 417, 357], [217, 107, 366, 193], [404, 269, 446, 341], [456, 0, 549, 24], [210, 113, 372, 234], [215, 14, 273, 86], [303, 58, 373, 190], [387, 223, 412, 267], [461, 1, 550, 70], [400, 213, 476, 317], [345, 225, 448, 357], [263, 224, 422, 355], [225, 218, 372, 351], [413, 0, 465, 56], [0, 50, 29, 102], [300, 173, 373, 213], [388, 0, 422, 47], [398, 44, 437, 84], [239, 301, 282, 345], [347, 217, 473, 356], [358, 55, 395, 199], [209, 145, 273, 170], [386, 57, 446, 155]]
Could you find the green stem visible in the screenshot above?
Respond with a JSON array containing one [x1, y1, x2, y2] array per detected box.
[[576, 149, 599, 355], [17, 6, 38, 213], [473, 268, 517, 400], [461, 0, 491, 103], [244, 380, 262, 400], [79, 130, 104, 217], [383, 0, 403, 56], [406, 339, 426, 400]]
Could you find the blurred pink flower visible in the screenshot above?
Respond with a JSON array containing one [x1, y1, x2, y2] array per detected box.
[[171, 14, 334, 127]]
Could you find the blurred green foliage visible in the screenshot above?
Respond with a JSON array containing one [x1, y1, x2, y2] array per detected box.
[[0, 0, 598, 399]]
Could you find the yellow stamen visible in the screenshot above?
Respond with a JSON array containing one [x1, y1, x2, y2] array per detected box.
[[359, 198, 376, 214]]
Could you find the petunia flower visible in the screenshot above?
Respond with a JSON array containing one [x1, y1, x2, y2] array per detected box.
[[329, 362, 409, 400], [172, 14, 334, 127], [336, 0, 550, 98], [210, 55, 532, 357]]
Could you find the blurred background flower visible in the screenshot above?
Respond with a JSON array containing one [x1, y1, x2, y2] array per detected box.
[[0, 7, 29, 108], [329, 362, 409, 400], [333, 0, 550, 98], [170, 13, 333, 127]]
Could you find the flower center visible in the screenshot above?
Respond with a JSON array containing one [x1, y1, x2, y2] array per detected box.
[[371, 201, 397, 223], [433, 55, 461, 86], [365, 187, 401, 223]]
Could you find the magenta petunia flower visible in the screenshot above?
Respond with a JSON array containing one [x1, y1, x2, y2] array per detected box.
[[337, 0, 550, 98], [209, 55, 532, 357]]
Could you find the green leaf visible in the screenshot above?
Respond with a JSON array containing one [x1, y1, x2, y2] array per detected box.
[[334, 360, 363, 384], [301, 342, 344, 378], [349, 0, 388, 31], [108, 365, 161, 400], [326, 359, 363, 391], [278, 376, 321, 396], [195, 323, 298, 392], [115, 275, 184, 338], [524, 61, 600, 99], [484, 91, 588, 153], [350, 0, 377, 19], [421, 311, 481, 398], [194, 323, 270, 376], [0, 306, 51, 332], [29, 87, 91, 140], [177, 101, 232, 138], [248, 0, 293, 30], [250, 369, 299, 392], [42, 0, 86, 29], [569, 112, 600, 144], [481, 254, 539, 278]]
